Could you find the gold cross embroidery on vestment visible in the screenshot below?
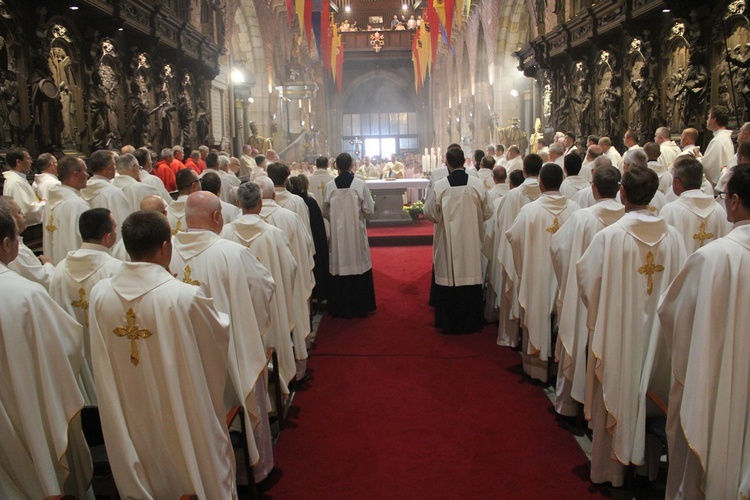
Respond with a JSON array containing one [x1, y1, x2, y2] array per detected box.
[[692, 220, 714, 248], [182, 265, 200, 286], [71, 287, 90, 326], [113, 308, 152, 366], [546, 217, 561, 234], [45, 213, 57, 234], [171, 219, 183, 236], [638, 251, 665, 295]]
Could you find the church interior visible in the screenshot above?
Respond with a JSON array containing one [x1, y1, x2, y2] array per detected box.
[[1, 0, 749, 498]]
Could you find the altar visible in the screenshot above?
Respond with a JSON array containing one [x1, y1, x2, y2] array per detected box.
[[366, 178, 429, 226]]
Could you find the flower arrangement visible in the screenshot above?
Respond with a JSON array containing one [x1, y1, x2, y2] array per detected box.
[[404, 201, 424, 220]]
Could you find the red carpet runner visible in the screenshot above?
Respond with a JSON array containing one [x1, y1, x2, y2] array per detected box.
[[267, 244, 602, 499]]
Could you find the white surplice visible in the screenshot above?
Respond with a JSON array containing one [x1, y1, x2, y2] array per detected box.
[[660, 189, 730, 255], [90, 262, 237, 499], [487, 183, 509, 206], [577, 211, 686, 486], [166, 195, 188, 235], [33, 172, 60, 201], [139, 169, 173, 205], [605, 147, 623, 168], [425, 174, 490, 287], [275, 188, 312, 238], [493, 178, 541, 347], [3, 169, 44, 225], [49, 243, 121, 405], [43, 185, 90, 264], [259, 200, 314, 373], [112, 174, 160, 214], [218, 170, 241, 203], [308, 169, 335, 207], [658, 222, 750, 500], [580, 160, 594, 183], [550, 199, 624, 415], [507, 193, 580, 382], [659, 141, 682, 170], [505, 156, 523, 173], [221, 215, 298, 392], [80, 176, 130, 229], [648, 160, 673, 194], [0, 263, 92, 498], [10, 236, 55, 289], [700, 128, 734, 185], [323, 176, 374, 276], [170, 230, 276, 482], [476, 168, 494, 191], [571, 185, 596, 208], [559, 175, 589, 199]]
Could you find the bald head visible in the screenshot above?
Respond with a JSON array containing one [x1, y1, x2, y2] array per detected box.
[[643, 142, 661, 161], [256, 176, 276, 199], [185, 191, 223, 234], [586, 145, 603, 161], [493, 165, 507, 183], [140, 195, 168, 215]]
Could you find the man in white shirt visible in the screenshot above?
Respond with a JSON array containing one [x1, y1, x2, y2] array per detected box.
[[658, 164, 750, 500], [1, 196, 55, 289], [577, 165, 686, 487], [700, 105, 735, 186], [112, 153, 159, 213], [81, 150, 130, 228], [644, 141, 672, 193], [559, 154, 589, 199], [507, 163, 580, 381], [654, 126, 682, 170], [0, 205, 92, 499], [2, 147, 44, 225], [425, 147, 491, 333], [550, 165, 624, 417], [134, 147, 172, 204], [89, 210, 237, 498], [43, 156, 91, 264], [33, 153, 60, 201], [49, 208, 121, 405], [598, 136, 622, 167], [660, 156, 730, 254], [171, 191, 276, 484]]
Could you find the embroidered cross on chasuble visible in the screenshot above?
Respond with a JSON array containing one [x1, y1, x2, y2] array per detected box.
[[638, 251, 664, 295], [319, 181, 326, 193], [182, 265, 200, 286], [45, 213, 57, 234], [692, 220, 715, 248], [171, 219, 184, 236], [113, 308, 152, 366], [546, 217, 561, 234], [71, 287, 89, 326]]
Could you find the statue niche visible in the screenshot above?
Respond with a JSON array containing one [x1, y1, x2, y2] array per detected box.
[[47, 22, 84, 150], [91, 38, 123, 150], [714, 6, 750, 129], [178, 72, 195, 147], [127, 52, 153, 148], [553, 73, 571, 132], [569, 61, 591, 137], [151, 64, 177, 151], [623, 37, 657, 138], [594, 50, 621, 136]]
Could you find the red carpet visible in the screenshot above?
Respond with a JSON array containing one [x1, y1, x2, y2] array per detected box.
[[367, 219, 433, 246], [267, 245, 602, 499]]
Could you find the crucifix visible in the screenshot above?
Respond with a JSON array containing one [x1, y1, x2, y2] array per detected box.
[[350, 136, 363, 160]]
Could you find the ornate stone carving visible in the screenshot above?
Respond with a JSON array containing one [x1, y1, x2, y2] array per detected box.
[[595, 51, 621, 136], [178, 72, 195, 147], [91, 37, 121, 149], [47, 22, 83, 149], [152, 64, 176, 150], [683, 51, 708, 129]]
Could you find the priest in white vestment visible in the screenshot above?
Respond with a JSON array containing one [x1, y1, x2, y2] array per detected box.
[[507, 163, 580, 382], [0, 206, 92, 498], [425, 147, 491, 333], [571, 156, 613, 209], [618, 130, 642, 172], [257, 177, 315, 377], [2, 147, 45, 225], [617, 148, 667, 214], [89, 210, 237, 499], [43, 156, 91, 264], [560, 154, 589, 199], [217, 155, 241, 204], [482, 165, 510, 322], [49, 208, 120, 405], [308, 156, 336, 208], [167, 168, 202, 235], [489, 154, 543, 347], [658, 164, 750, 500], [268, 162, 312, 238], [170, 192, 277, 484], [33, 152, 61, 201], [577, 166, 686, 487], [112, 153, 160, 214], [239, 145, 257, 178], [134, 147, 173, 205], [660, 156, 730, 255], [250, 154, 268, 182], [700, 105, 735, 186], [223, 183, 299, 393], [81, 150, 131, 230], [578, 145, 603, 182], [644, 141, 673, 193], [599, 137, 622, 169], [1, 196, 55, 289], [199, 170, 242, 224], [487, 165, 510, 205], [322, 152, 377, 318], [550, 166, 624, 417], [654, 127, 682, 169], [504, 146, 523, 173], [476, 155, 496, 191]]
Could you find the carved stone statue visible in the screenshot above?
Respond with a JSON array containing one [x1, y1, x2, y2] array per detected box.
[[501, 118, 528, 153], [667, 67, 686, 131], [178, 95, 194, 146], [59, 82, 74, 147], [88, 71, 110, 149], [196, 99, 211, 146], [126, 80, 148, 147], [247, 121, 272, 153], [683, 52, 708, 129], [554, 84, 570, 131], [150, 89, 175, 150], [0, 70, 20, 147]]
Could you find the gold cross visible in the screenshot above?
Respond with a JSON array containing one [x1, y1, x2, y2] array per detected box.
[[546, 217, 561, 234], [113, 308, 152, 366], [638, 251, 665, 295], [647, 205, 657, 213], [319, 181, 326, 193], [692, 220, 715, 248], [182, 265, 200, 286], [45, 213, 57, 234], [71, 287, 90, 327], [171, 219, 184, 236]]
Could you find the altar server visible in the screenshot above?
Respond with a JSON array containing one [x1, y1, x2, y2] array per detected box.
[[89, 210, 237, 498]]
